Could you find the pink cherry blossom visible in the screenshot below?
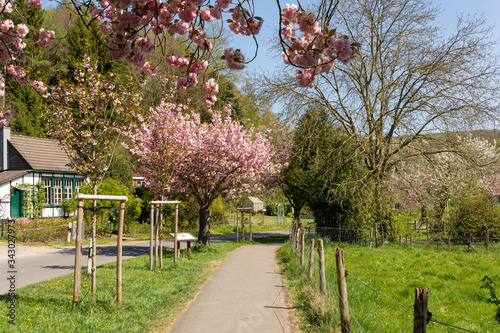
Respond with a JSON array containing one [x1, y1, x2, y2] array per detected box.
[[125, 94, 287, 244], [31, 80, 47, 92], [224, 48, 245, 70], [205, 78, 219, 94], [27, 0, 42, 8], [204, 94, 217, 107], [37, 28, 55, 48], [16, 24, 29, 38]]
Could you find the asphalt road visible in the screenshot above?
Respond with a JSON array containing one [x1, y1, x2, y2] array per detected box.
[[0, 231, 289, 295]]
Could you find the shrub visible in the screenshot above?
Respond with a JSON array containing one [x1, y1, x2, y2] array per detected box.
[[15, 218, 70, 242], [211, 196, 226, 224], [449, 195, 500, 238]]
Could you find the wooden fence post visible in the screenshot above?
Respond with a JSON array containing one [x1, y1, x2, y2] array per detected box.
[[399, 234, 402, 246], [73, 198, 84, 306], [309, 238, 315, 281], [336, 248, 351, 333], [410, 228, 413, 246], [300, 228, 305, 266], [413, 287, 429, 333], [468, 231, 472, 253], [485, 230, 489, 251], [375, 224, 379, 248], [318, 238, 326, 295], [447, 231, 451, 251], [381, 225, 384, 246]]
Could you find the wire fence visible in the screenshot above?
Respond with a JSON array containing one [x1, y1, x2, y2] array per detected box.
[[287, 226, 494, 332]]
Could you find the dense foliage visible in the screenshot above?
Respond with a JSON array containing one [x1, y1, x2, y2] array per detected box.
[[449, 194, 500, 238]]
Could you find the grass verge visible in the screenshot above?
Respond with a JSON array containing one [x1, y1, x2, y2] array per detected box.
[[0, 238, 284, 332], [277, 240, 500, 332]]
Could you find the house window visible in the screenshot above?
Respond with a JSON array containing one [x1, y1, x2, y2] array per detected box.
[[43, 179, 51, 204], [42, 177, 84, 206], [65, 180, 73, 199], [53, 179, 62, 205], [75, 180, 83, 193]]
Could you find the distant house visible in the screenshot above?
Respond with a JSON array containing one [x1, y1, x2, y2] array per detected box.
[[0, 127, 84, 219], [244, 197, 265, 213], [132, 174, 146, 187]]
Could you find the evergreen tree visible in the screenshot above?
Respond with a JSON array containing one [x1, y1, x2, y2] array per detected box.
[[283, 108, 368, 228]]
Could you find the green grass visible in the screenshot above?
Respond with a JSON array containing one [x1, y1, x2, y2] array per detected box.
[[0, 239, 284, 333], [278, 240, 500, 333]]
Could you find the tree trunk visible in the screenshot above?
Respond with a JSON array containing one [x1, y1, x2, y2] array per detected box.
[[292, 207, 302, 226], [198, 206, 211, 246]]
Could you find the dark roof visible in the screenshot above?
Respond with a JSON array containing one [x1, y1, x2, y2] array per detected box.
[[9, 135, 74, 172]]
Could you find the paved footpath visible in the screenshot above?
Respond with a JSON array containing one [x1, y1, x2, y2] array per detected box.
[[166, 243, 299, 333]]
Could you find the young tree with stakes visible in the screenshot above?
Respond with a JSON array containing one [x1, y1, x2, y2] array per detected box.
[[43, 55, 142, 300]]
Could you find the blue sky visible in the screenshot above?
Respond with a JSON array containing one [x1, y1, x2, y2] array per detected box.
[[233, 0, 500, 76]]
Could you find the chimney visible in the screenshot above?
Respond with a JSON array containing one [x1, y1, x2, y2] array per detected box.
[[0, 126, 10, 171]]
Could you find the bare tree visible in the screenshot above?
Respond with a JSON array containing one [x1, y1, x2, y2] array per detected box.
[[259, 0, 500, 234]]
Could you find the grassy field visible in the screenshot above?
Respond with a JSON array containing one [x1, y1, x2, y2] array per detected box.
[[0, 236, 287, 332], [278, 240, 500, 332]]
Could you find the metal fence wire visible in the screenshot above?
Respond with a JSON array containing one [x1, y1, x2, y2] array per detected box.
[[315, 227, 374, 247]]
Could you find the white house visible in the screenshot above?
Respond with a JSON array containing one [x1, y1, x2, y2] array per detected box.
[[0, 127, 84, 219]]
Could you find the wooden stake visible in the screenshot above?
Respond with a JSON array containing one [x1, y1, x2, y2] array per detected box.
[[241, 211, 245, 241], [413, 287, 429, 333], [308, 238, 315, 281], [154, 204, 159, 267], [73, 198, 84, 306], [318, 238, 326, 295], [486, 230, 489, 251], [117, 200, 125, 304], [249, 212, 252, 241], [149, 204, 154, 270], [236, 213, 239, 241], [174, 204, 179, 264], [159, 205, 163, 269], [375, 224, 379, 248], [336, 248, 351, 333]]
